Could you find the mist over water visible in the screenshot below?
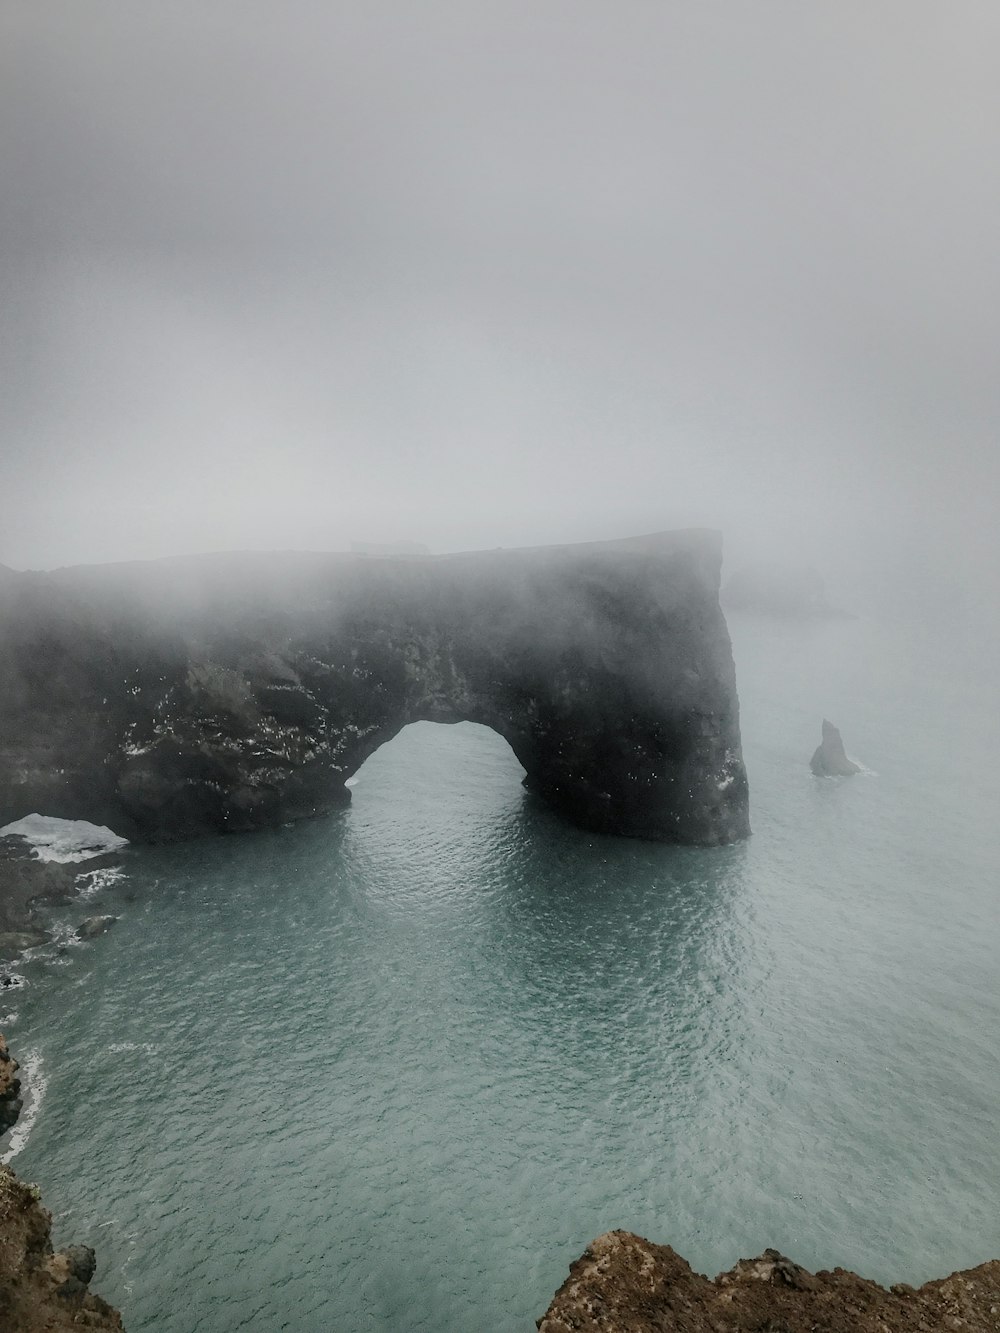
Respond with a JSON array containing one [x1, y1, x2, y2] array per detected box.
[[3, 3, 1000, 582], [3, 4, 1000, 1328], [6, 608, 1000, 1331]]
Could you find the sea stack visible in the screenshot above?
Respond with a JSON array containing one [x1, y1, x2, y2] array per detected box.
[[810, 719, 861, 776]]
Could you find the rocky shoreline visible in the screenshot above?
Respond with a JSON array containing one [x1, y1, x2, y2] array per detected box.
[[0, 1032, 21, 1136], [0, 835, 78, 960], [0, 830, 123, 962], [0, 1034, 124, 1329], [539, 1230, 1000, 1332], [0, 837, 128, 1325]]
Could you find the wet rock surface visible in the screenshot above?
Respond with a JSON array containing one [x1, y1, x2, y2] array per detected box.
[[538, 1230, 1000, 1332], [75, 915, 118, 940], [0, 532, 749, 846], [0, 836, 75, 959], [0, 835, 120, 960], [811, 718, 862, 776]]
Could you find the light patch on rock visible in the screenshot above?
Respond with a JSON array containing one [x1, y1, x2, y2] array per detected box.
[[0, 815, 128, 863]]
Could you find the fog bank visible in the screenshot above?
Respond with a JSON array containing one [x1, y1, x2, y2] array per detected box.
[[2, 3, 998, 601]]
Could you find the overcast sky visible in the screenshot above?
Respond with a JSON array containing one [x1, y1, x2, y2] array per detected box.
[[2, 2, 998, 583]]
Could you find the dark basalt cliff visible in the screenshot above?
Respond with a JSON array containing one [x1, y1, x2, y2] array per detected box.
[[0, 531, 749, 846], [539, 1231, 1000, 1332]]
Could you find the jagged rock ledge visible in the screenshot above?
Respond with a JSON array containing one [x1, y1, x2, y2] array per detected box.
[[0, 1035, 123, 1329], [0, 531, 749, 847], [538, 1230, 1000, 1332]]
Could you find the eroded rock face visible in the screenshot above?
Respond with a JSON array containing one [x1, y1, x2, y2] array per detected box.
[[0, 532, 749, 846], [538, 1230, 1000, 1332]]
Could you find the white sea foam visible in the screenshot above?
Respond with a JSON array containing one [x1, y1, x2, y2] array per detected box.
[[0, 814, 128, 863], [107, 1042, 159, 1054], [1, 1049, 46, 1163], [75, 865, 126, 898], [48, 920, 82, 947]]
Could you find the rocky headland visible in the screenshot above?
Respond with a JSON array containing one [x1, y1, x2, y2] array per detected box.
[[539, 1230, 1000, 1332], [0, 531, 749, 848]]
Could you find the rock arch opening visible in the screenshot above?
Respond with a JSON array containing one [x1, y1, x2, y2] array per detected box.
[[0, 533, 750, 846], [345, 720, 527, 810]]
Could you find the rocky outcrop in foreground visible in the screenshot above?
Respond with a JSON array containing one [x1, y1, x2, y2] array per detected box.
[[539, 1231, 1000, 1332], [0, 532, 749, 846], [0, 1033, 21, 1136], [810, 718, 862, 776], [0, 1036, 123, 1330], [0, 1167, 124, 1330]]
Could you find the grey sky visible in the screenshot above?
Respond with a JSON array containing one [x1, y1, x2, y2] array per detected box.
[[2, 2, 998, 582]]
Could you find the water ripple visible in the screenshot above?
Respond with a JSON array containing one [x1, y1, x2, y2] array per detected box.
[[6, 666, 1000, 1332]]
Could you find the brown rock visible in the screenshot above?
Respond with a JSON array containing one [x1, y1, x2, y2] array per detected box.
[[538, 1230, 1000, 1332], [0, 1167, 124, 1330], [0, 1030, 21, 1136], [0, 1034, 124, 1330]]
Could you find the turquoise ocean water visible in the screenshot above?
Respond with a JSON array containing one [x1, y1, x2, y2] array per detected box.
[[4, 607, 1000, 1331]]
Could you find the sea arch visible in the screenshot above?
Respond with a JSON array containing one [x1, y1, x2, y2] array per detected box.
[[0, 532, 750, 846]]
